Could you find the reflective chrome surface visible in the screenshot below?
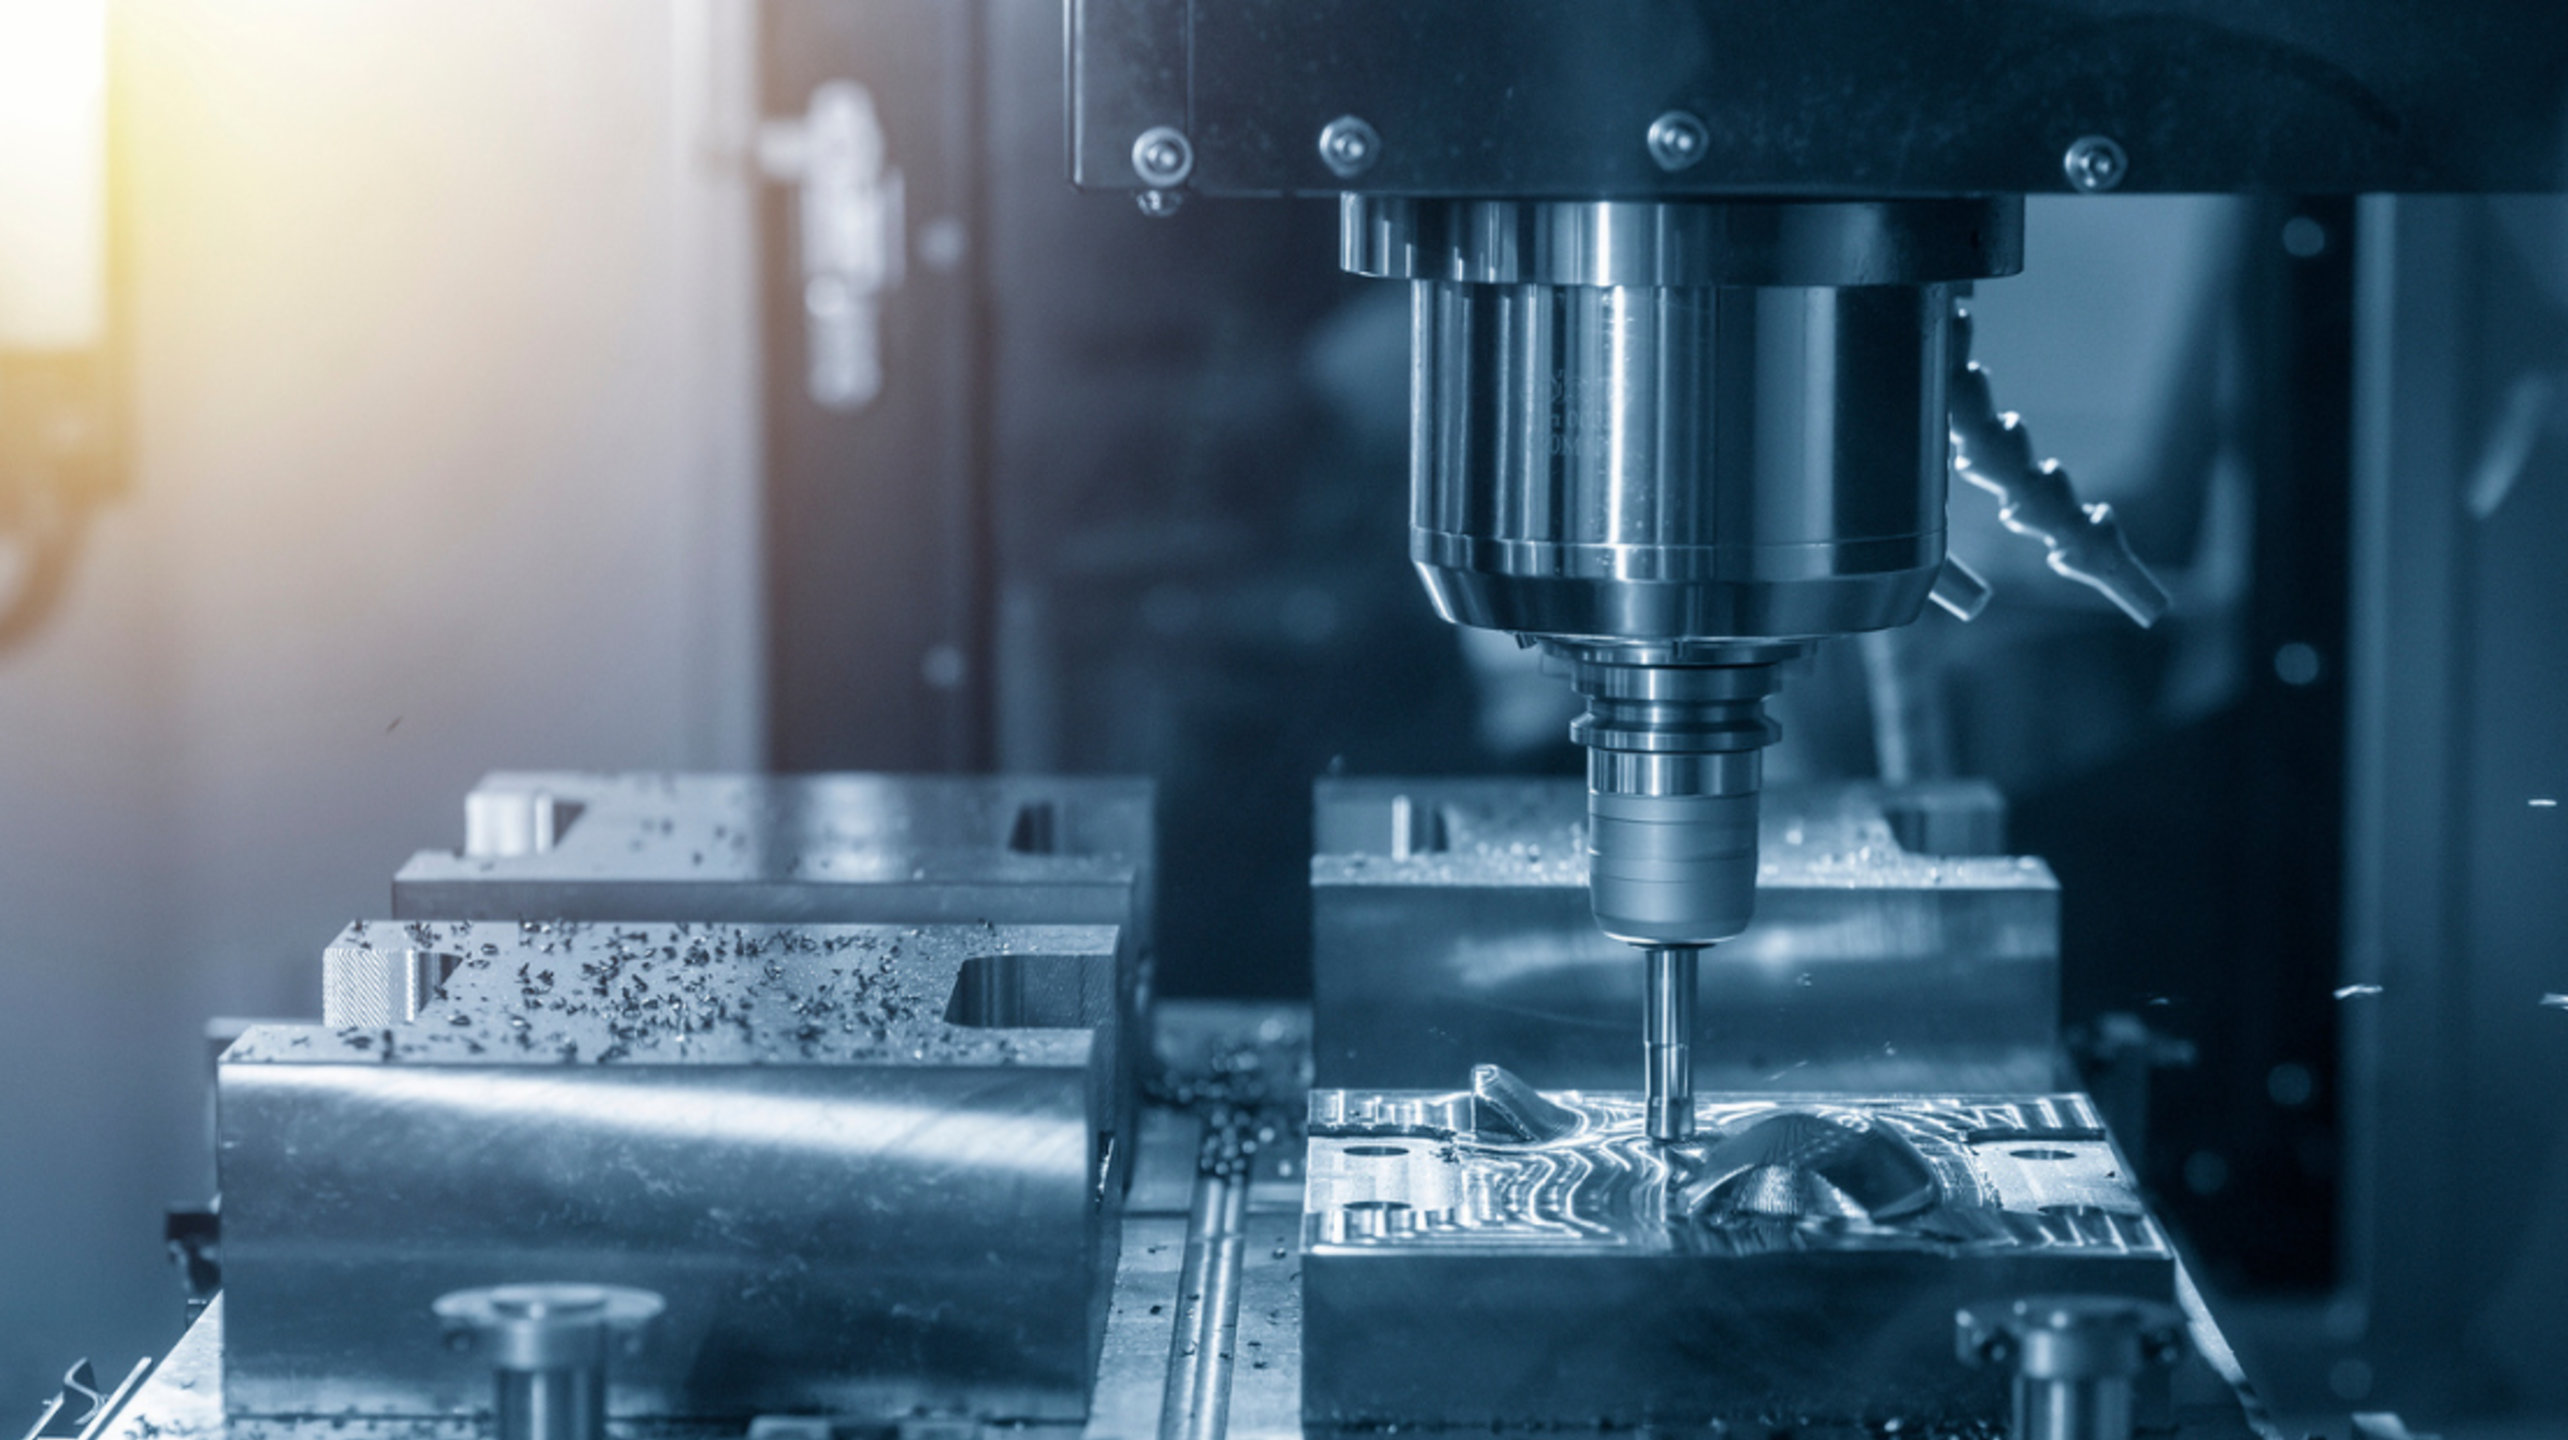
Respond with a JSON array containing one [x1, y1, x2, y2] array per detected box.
[[1640, 946, 1696, 1141], [220, 920, 1123, 1425], [1366, 196, 2015, 1040], [1410, 278, 1952, 642], [1310, 778, 2059, 1092], [1566, 650, 1786, 944], [1302, 1085, 2173, 1430]]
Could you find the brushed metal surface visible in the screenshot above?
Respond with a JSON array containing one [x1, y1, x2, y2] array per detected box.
[[320, 946, 457, 1028], [1301, 1087, 2173, 1431], [395, 773, 1151, 940], [393, 771, 1155, 1150], [1310, 779, 2059, 1092], [220, 919, 1123, 1425], [114, 1007, 2270, 1440]]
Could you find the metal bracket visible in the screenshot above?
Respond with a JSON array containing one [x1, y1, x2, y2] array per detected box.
[[757, 82, 905, 411]]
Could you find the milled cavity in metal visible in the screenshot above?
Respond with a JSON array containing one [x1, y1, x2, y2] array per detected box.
[[1303, 1085, 2174, 1430]]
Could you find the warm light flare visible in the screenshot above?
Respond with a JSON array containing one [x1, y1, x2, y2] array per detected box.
[[0, 0, 109, 348]]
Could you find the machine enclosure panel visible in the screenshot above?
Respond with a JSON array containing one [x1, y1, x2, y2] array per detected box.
[[1073, 0, 2568, 196]]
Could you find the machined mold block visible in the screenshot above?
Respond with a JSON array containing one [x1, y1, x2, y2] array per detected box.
[[1301, 1082, 2172, 1431], [222, 919, 1123, 1425]]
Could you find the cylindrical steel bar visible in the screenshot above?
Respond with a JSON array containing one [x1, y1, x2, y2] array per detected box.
[[496, 1365, 605, 1440], [1160, 1163, 1248, 1440], [2015, 1375, 2131, 1440], [1643, 945, 1699, 1142]]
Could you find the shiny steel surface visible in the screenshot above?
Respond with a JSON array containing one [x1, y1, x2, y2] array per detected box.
[[1302, 1086, 2174, 1430], [1311, 778, 2060, 1092], [394, 771, 1154, 1139], [396, 772, 1152, 937], [1640, 947, 1696, 1142], [1367, 195, 2012, 1066], [1159, 1173, 1247, 1440], [1959, 1296, 2189, 1440], [1566, 651, 1785, 945], [1410, 278, 1952, 642], [321, 945, 456, 1027], [435, 1286, 664, 1440], [220, 919, 1123, 1425], [100, 1295, 223, 1440], [112, 1006, 2273, 1440]]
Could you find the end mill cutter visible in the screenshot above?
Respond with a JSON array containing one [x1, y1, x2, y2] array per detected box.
[[1642, 946, 1700, 1142]]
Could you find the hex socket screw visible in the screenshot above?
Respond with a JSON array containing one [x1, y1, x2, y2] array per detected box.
[[2061, 135, 2128, 193], [1646, 111, 1710, 172], [1130, 125, 1194, 189], [1318, 115, 1380, 179], [1957, 1295, 2187, 1440], [436, 1284, 665, 1440]]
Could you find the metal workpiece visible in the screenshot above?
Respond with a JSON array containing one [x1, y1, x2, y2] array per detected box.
[[320, 944, 456, 1027], [107, 1006, 2272, 1440], [220, 919, 1126, 1425], [395, 771, 1155, 1138], [1301, 1086, 2175, 1432], [1958, 1296, 2189, 1440], [466, 787, 575, 859], [397, 772, 1153, 938], [1311, 778, 2059, 1093], [434, 1286, 663, 1440]]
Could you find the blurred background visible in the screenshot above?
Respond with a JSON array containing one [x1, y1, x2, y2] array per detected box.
[[0, 2, 2561, 1435]]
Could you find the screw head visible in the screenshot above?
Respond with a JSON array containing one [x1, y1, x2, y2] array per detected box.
[[1318, 115, 1380, 179], [1134, 187, 1186, 219], [1647, 111, 1710, 172], [1130, 125, 1193, 188], [2062, 135, 2128, 193]]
